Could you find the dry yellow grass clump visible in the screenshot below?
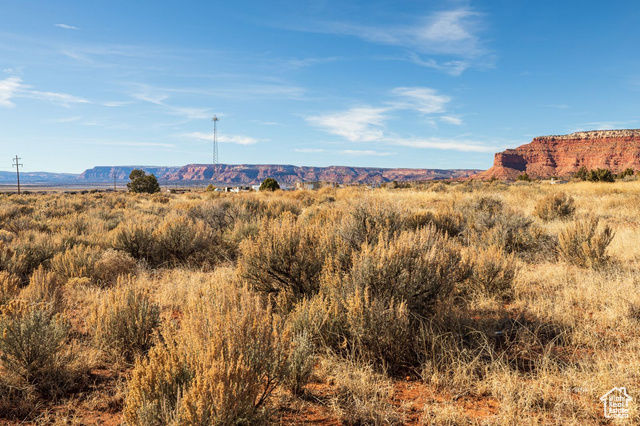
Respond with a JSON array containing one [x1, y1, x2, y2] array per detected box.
[[0, 181, 638, 424]]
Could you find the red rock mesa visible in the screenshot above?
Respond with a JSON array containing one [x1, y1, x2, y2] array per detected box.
[[475, 129, 640, 180]]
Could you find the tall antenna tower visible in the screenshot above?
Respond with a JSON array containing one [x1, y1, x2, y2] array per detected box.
[[212, 115, 219, 166], [12, 155, 23, 195]]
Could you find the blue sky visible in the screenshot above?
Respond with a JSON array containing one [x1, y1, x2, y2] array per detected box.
[[1, 0, 639, 173]]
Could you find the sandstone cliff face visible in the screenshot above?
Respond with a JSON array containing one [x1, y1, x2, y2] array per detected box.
[[79, 164, 480, 184], [475, 130, 640, 180]]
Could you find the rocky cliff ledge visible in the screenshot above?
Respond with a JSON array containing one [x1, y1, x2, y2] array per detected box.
[[475, 129, 640, 180]]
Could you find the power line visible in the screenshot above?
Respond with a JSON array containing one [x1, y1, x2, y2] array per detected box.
[[12, 155, 23, 195]]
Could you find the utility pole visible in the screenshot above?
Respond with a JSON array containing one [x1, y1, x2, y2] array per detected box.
[[212, 115, 219, 167], [113, 169, 117, 191], [12, 155, 22, 195]]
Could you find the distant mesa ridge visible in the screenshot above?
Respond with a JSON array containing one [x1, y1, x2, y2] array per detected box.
[[0, 164, 480, 184], [80, 164, 479, 184], [475, 129, 640, 180]]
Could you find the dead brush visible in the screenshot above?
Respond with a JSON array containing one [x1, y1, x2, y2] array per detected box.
[[418, 311, 496, 390], [316, 355, 402, 425], [533, 192, 576, 221], [92, 249, 137, 287], [341, 285, 415, 374], [284, 330, 316, 396], [124, 279, 292, 425], [88, 276, 160, 364], [2, 231, 57, 283], [557, 217, 614, 269], [0, 300, 79, 397], [287, 226, 469, 374], [349, 227, 468, 317], [114, 219, 158, 263], [50, 244, 103, 283], [465, 245, 518, 300], [19, 267, 65, 313], [0, 271, 20, 306], [239, 212, 325, 304], [339, 200, 407, 250], [152, 214, 214, 267]]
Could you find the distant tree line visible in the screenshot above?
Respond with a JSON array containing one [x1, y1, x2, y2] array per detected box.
[[573, 166, 634, 182]]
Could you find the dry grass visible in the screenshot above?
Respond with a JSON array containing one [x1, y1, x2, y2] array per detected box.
[[0, 181, 638, 424]]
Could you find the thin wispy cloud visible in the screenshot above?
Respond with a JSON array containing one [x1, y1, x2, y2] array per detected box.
[[388, 136, 497, 153], [294, 148, 325, 153], [390, 87, 450, 114], [0, 76, 22, 107], [132, 92, 169, 105], [87, 141, 175, 148], [130, 89, 214, 120], [55, 24, 80, 30], [167, 106, 213, 120], [406, 53, 471, 76], [306, 106, 389, 142], [307, 86, 466, 146], [103, 101, 133, 107], [572, 120, 640, 132], [2, 66, 25, 75], [306, 86, 492, 152], [46, 115, 82, 123], [252, 120, 283, 126], [0, 76, 88, 108], [440, 115, 464, 125], [128, 81, 305, 102], [27, 90, 89, 107], [540, 104, 569, 109], [340, 150, 394, 156], [296, 8, 490, 75], [180, 131, 262, 145], [219, 134, 263, 145], [278, 56, 340, 71]]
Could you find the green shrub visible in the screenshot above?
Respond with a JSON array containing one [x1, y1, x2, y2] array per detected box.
[[618, 168, 634, 179], [259, 178, 280, 191], [586, 168, 615, 182], [573, 166, 589, 181], [516, 172, 532, 182], [127, 169, 161, 194], [533, 192, 576, 221]]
